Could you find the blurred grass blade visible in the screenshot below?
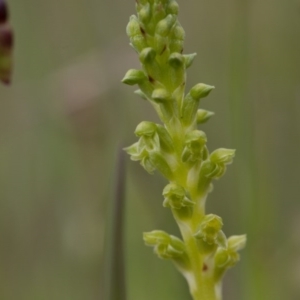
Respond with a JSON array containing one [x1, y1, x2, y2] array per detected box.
[[103, 147, 127, 300]]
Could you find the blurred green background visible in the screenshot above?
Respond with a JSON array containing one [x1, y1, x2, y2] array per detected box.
[[1, 0, 300, 299]]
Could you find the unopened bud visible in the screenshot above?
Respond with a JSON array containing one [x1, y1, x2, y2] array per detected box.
[[122, 69, 147, 85], [183, 53, 197, 69], [210, 148, 236, 165], [135, 121, 157, 137], [196, 109, 215, 124], [138, 3, 151, 24], [169, 24, 185, 53], [126, 15, 147, 52], [190, 83, 215, 101], [139, 47, 156, 64], [155, 14, 176, 37], [135, 121, 160, 151], [166, 0, 179, 15], [168, 52, 184, 68], [152, 88, 171, 102]]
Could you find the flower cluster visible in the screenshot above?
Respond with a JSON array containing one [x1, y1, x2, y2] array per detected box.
[[123, 1, 246, 299]]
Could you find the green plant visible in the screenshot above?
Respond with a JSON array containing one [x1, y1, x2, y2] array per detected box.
[[122, 1, 246, 299]]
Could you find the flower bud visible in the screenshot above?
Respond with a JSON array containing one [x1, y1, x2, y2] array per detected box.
[[166, 0, 179, 15], [126, 15, 147, 52], [135, 121, 160, 151], [135, 121, 157, 137], [153, 35, 168, 54], [169, 24, 185, 53], [168, 52, 184, 69], [215, 248, 236, 268], [196, 109, 215, 124], [162, 183, 194, 209], [139, 47, 157, 64], [181, 130, 207, 163], [155, 14, 176, 37], [210, 148, 236, 165], [152, 2, 167, 25], [137, 3, 151, 24], [126, 15, 142, 38], [183, 53, 197, 69], [151, 88, 171, 102], [122, 69, 147, 85], [181, 84, 213, 126], [190, 83, 215, 101]]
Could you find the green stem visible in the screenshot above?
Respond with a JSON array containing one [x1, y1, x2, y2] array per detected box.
[[174, 196, 220, 300]]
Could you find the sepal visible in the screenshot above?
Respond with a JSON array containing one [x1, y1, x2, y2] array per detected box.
[[152, 88, 172, 102], [137, 3, 151, 24], [124, 142, 156, 174], [122, 69, 147, 85], [139, 47, 156, 64], [210, 148, 235, 165], [166, 0, 179, 15], [126, 15, 147, 52], [190, 83, 215, 100], [155, 14, 177, 37], [169, 23, 185, 53], [183, 53, 197, 69], [196, 109, 215, 124]]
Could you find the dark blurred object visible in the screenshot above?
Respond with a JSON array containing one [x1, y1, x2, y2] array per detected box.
[[0, 0, 13, 85]]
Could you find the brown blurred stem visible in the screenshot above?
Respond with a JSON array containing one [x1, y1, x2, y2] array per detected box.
[[103, 147, 127, 300]]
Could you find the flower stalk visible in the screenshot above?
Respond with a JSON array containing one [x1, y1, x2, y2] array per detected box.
[[123, 1, 246, 299]]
